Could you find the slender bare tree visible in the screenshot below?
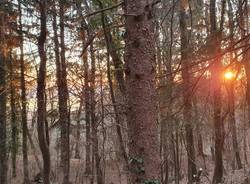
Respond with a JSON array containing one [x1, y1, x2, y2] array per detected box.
[[37, 1, 51, 184]]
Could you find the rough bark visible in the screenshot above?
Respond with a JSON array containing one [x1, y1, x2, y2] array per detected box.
[[124, 0, 160, 183], [37, 1, 51, 184]]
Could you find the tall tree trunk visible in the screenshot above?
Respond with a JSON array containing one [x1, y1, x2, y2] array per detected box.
[[9, 54, 18, 178], [179, 1, 197, 183], [90, 43, 103, 184], [124, 0, 160, 183], [227, 81, 242, 170], [98, 2, 126, 95], [105, 38, 128, 165], [99, 61, 107, 182], [193, 96, 204, 157], [210, 0, 224, 183], [82, 33, 93, 182], [175, 126, 180, 184], [58, 2, 70, 183], [0, 46, 7, 184], [239, 0, 250, 127], [74, 1, 92, 179], [238, 0, 250, 170], [18, 1, 30, 183], [160, 1, 175, 182], [83, 43, 92, 180], [227, 0, 242, 170], [37, 1, 51, 184], [98, 0, 128, 166]]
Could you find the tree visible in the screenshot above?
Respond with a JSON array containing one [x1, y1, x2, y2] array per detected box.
[[210, 0, 225, 183], [74, 1, 92, 179], [2, 0, 250, 183], [58, 1, 70, 183], [18, 1, 30, 183], [239, 0, 250, 126], [0, 40, 7, 184], [98, 0, 128, 166], [124, 0, 160, 183], [9, 53, 18, 178], [0, 3, 8, 183], [83, 28, 92, 181], [179, 1, 197, 183], [52, 1, 71, 183], [226, 0, 242, 170], [37, 1, 51, 183]]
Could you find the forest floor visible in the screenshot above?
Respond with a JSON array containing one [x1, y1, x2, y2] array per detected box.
[[6, 154, 250, 184]]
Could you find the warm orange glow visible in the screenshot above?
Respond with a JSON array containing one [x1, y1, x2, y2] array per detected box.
[[224, 71, 235, 80]]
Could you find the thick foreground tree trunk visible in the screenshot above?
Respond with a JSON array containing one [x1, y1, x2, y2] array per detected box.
[[124, 0, 160, 183]]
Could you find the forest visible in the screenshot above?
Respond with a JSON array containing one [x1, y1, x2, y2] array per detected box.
[[1, 0, 250, 184]]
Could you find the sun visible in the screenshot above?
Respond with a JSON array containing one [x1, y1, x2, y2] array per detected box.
[[224, 71, 235, 80]]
